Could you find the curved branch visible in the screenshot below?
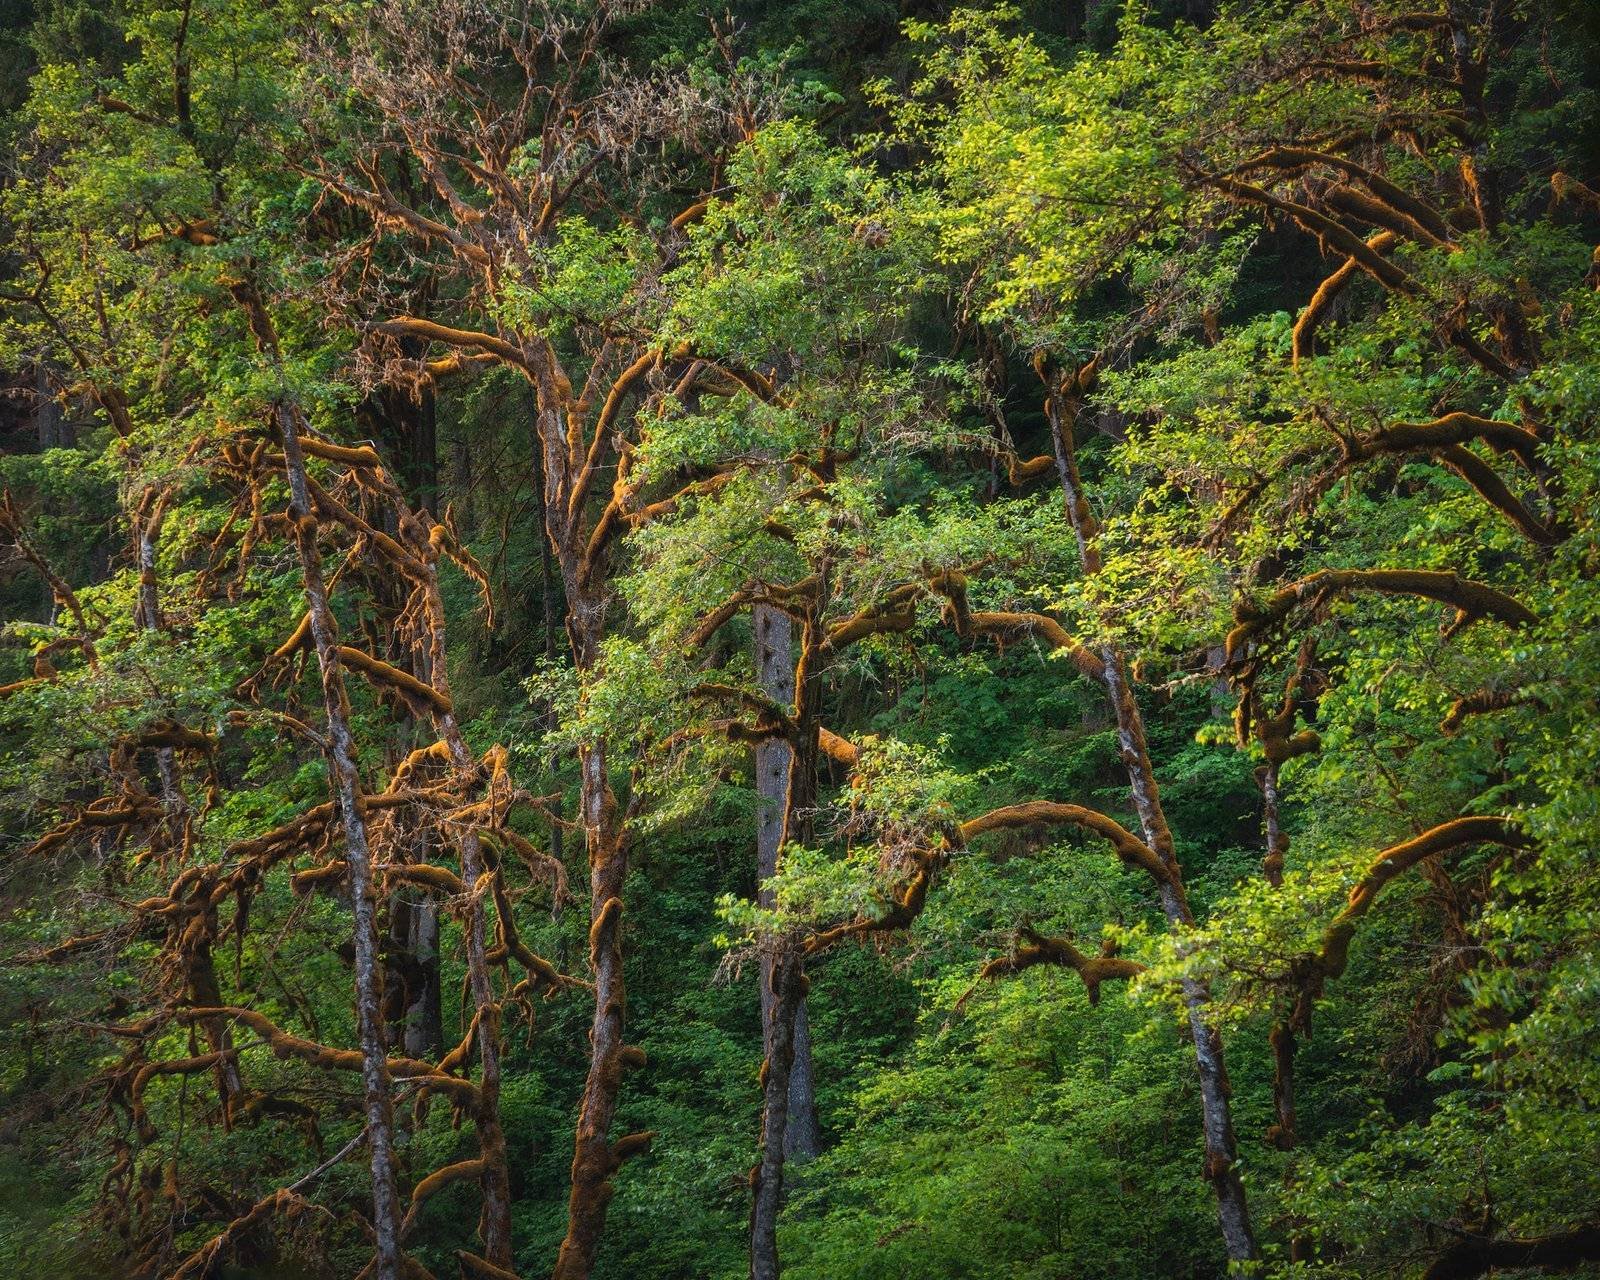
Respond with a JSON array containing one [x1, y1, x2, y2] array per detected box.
[[977, 925, 1144, 1004], [1363, 413, 1541, 468], [1207, 175, 1415, 292], [958, 801, 1168, 883], [402, 1158, 488, 1237], [1314, 816, 1529, 983], [929, 570, 1104, 681], [337, 646, 454, 716], [1226, 569, 1536, 662], [1232, 147, 1455, 243], [1293, 231, 1398, 362], [373, 318, 529, 372]]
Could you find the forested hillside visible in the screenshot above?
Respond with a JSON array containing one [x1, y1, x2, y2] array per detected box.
[[1, 1, 1597, 1276]]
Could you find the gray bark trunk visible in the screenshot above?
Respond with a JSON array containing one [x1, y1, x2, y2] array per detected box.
[[34, 363, 71, 450], [749, 605, 825, 1279], [276, 401, 402, 1280], [1048, 383, 1257, 1263], [403, 900, 443, 1059], [751, 955, 803, 1280], [753, 605, 822, 1159]]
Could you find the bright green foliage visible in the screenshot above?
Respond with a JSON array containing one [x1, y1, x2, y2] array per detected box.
[[2, 1, 1599, 1278]]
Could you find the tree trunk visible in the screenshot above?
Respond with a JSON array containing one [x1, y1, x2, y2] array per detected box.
[[396, 508, 517, 1264], [34, 362, 72, 450], [552, 736, 633, 1280], [784, 1004, 821, 1160], [403, 900, 444, 1059], [751, 953, 804, 1280], [1048, 380, 1258, 1263], [275, 399, 403, 1280], [753, 605, 823, 1160], [748, 604, 826, 1279]]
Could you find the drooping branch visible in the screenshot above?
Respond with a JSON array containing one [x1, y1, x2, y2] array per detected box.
[[1441, 681, 1536, 735], [1362, 412, 1542, 467], [1230, 147, 1456, 244], [128, 1050, 239, 1142], [1207, 175, 1415, 292], [957, 802, 1169, 883], [373, 318, 530, 372], [1427, 445, 1559, 544], [938, 587, 1105, 683], [336, 645, 454, 716], [1293, 231, 1398, 362], [819, 583, 923, 653]]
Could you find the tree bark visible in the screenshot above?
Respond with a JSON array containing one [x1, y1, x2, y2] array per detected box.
[[404, 900, 444, 1058], [753, 605, 822, 1160], [275, 399, 403, 1280], [552, 735, 633, 1280], [1047, 377, 1258, 1263], [748, 604, 823, 1280], [326, 467, 524, 1264], [415, 564, 516, 1265], [750, 952, 804, 1280], [542, 372, 652, 1278]]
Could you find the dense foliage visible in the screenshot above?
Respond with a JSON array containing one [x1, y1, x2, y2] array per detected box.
[[1, 1, 1597, 1277]]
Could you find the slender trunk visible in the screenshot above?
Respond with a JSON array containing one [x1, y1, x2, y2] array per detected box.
[[534, 384, 648, 1279], [1102, 652, 1257, 1260], [415, 561, 515, 1264], [1048, 380, 1257, 1263], [749, 605, 823, 1280], [753, 606, 822, 1159], [404, 900, 444, 1059], [751, 953, 804, 1280], [1269, 1023, 1298, 1149], [411, 384, 438, 516], [275, 400, 403, 1280], [1260, 761, 1308, 1256], [534, 430, 565, 869], [1261, 761, 1287, 888], [540, 368, 651, 1279]]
